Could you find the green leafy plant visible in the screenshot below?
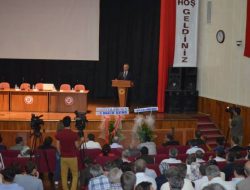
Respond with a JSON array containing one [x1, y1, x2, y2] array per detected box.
[[137, 123, 154, 142]]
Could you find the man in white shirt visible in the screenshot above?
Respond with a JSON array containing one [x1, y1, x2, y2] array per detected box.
[[195, 150, 205, 163], [200, 165, 235, 190], [186, 141, 205, 155], [110, 136, 123, 149], [134, 159, 157, 190], [160, 148, 181, 173], [214, 150, 226, 162], [160, 166, 194, 190], [231, 164, 245, 186], [194, 164, 208, 190], [82, 133, 101, 149]]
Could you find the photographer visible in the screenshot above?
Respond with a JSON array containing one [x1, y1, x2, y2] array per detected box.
[[229, 107, 243, 145]]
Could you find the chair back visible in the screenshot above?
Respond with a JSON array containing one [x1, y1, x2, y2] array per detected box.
[[60, 84, 71, 91], [74, 84, 85, 91], [20, 83, 30, 90], [0, 82, 10, 90]]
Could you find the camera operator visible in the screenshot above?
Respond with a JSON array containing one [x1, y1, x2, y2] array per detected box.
[[229, 107, 243, 145]]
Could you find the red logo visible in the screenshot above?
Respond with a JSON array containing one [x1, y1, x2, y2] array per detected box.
[[64, 96, 74, 105], [24, 96, 33, 104]]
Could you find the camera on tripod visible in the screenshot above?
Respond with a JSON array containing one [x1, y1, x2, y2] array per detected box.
[[74, 111, 88, 137], [30, 114, 44, 137]]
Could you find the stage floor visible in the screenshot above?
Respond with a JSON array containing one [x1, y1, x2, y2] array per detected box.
[[0, 99, 205, 121]]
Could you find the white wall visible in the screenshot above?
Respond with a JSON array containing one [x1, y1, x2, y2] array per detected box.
[[197, 0, 250, 107]]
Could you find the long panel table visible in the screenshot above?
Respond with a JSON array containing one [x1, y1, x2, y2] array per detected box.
[[0, 89, 88, 112], [49, 91, 87, 112], [0, 90, 9, 111]]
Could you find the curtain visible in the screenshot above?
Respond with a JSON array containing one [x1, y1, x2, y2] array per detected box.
[[157, 0, 176, 112], [244, 0, 250, 57]]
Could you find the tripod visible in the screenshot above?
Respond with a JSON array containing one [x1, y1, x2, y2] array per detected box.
[[30, 130, 43, 157]]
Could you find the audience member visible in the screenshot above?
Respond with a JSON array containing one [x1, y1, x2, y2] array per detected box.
[[121, 171, 136, 190], [137, 146, 154, 164], [79, 157, 94, 188], [110, 136, 123, 149], [14, 161, 43, 190], [10, 136, 29, 152], [160, 148, 181, 170], [128, 141, 141, 157], [214, 150, 226, 162], [202, 183, 226, 190], [207, 160, 225, 181], [186, 154, 196, 178], [82, 133, 101, 149], [196, 150, 205, 163], [156, 162, 169, 190], [103, 161, 116, 176], [160, 166, 194, 190], [0, 135, 6, 150], [200, 165, 235, 190], [122, 149, 131, 163], [228, 136, 245, 153], [236, 161, 250, 190], [213, 137, 225, 153], [108, 167, 123, 190], [135, 181, 154, 190], [162, 133, 179, 146], [186, 130, 205, 146], [38, 136, 56, 150], [99, 144, 115, 157], [55, 116, 83, 190], [88, 164, 111, 190], [222, 152, 235, 181], [134, 159, 157, 189], [186, 140, 205, 155], [0, 167, 24, 190], [194, 164, 208, 190], [137, 135, 157, 155], [231, 164, 245, 186], [121, 162, 133, 173]]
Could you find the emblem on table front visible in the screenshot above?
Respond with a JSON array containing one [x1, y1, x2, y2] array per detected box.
[[64, 96, 74, 105], [24, 96, 34, 104]]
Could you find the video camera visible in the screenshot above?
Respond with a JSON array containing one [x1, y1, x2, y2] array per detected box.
[[74, 111, 88, 137], [30, 114, 44, 137], [225, 106, 241, 118]]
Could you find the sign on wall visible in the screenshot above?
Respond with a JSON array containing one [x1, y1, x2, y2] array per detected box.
[[173, 0, 199, 67]]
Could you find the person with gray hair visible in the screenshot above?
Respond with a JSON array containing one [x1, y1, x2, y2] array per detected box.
[[134, 159, 157, 190], [108, 167, 123, 190], [88, 164, 111, 190], [160, 148, 182, 170], [121, 171, 136, 190], [160, 166, 194, 190], [200, 165, 235, 190], [110, 136, 123, 149], [236, 161, 250, 190], [202, 183, 226, 190]]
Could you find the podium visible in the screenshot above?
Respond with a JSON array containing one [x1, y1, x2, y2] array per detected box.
[[112, 80, 133, 107]]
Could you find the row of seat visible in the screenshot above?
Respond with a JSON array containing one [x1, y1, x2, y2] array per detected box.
[[0, 82, 88, 92]]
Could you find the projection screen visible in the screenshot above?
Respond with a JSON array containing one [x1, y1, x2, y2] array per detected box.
[[0, 0, 100, 60]]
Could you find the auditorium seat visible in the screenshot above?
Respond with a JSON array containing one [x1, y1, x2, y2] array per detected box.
[[35, 83, 43, 91], [155, 154, 168, 164], [0, 82, 10, 90], [60, 84, 71, 91], [74, 84, 89, 93], [81, 149, 102, 160], [95, 155, 119, 166], [20, 83, 31, 90], [0, 150, 20, 157], [110, 148, 123, 157]]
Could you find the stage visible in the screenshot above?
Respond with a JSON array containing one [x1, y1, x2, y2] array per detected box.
[[0, 99, 204, 148]]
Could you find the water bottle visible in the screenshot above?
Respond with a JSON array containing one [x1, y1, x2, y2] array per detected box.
[[15, 84, 18, 90]]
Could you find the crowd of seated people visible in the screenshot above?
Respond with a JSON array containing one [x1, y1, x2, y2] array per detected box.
[[0, 127, 250, 190]]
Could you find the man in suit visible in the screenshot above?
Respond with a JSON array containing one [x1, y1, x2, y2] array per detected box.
[[230, 107, 243, 145], [118, 63, 133, 80], [236, 161, 250, 190]]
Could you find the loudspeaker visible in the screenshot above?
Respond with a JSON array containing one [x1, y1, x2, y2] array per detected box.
[[182, 91, 198, 113], [165, 90, 183, 113], [167, 67, 182, 91], [182, 67, 197, 91]]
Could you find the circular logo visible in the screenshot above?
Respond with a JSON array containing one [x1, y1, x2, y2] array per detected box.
[[24, 96, 33, 104], [119, 89, 125, 95], [64, 96, 74, 105]]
